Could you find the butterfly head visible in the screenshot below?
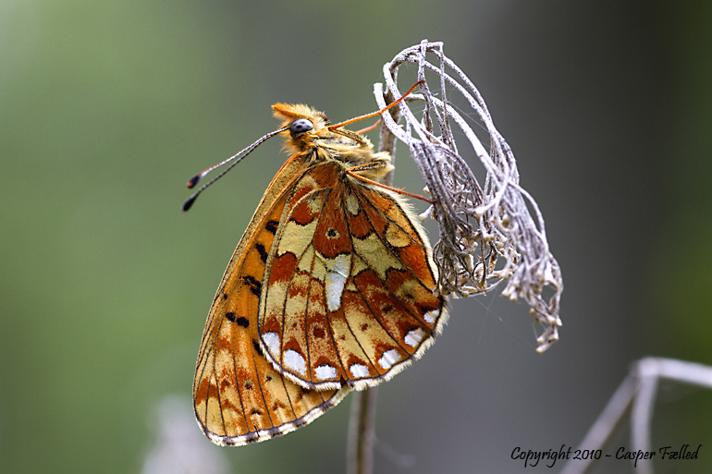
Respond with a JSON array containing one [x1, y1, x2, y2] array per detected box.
[[272, 103, 330, 152]]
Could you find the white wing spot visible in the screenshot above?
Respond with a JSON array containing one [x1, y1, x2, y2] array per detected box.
[[346, 192, 360, 215], [263, 332, 280, 356], [284, 349, 307, 375], [424, 309, 439, 324], [378, 349, 401, 370], [349, 364, 369, 378], [315, 364, 337, 380], [325, 253, 351, 312], [404, 328, 425, 347]]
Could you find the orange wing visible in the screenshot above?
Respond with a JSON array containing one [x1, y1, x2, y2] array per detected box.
[[258, 161, 447, 391], [193, 154, 349, 446]]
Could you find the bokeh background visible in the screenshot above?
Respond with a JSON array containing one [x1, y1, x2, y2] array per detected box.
[[2, 1, 711, 473]]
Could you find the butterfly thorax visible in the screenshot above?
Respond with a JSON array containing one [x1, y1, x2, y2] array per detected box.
[[272, 102, 393, 181]]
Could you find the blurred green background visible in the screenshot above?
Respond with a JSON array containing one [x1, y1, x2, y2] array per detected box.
[[2, 1, 711, 473]]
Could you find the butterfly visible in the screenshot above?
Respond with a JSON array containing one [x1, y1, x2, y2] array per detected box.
[[185, 82, 447, 446]]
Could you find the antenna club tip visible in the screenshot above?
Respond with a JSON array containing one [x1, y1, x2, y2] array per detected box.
[[182, 195, 197, 212], [187, 175, 201, 189]]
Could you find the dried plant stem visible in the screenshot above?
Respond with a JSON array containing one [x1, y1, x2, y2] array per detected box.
[[375, 40, 564, 352], [346, 389, 378, 474], [561, 357, 712, 474], [345, 88, 402, 474]]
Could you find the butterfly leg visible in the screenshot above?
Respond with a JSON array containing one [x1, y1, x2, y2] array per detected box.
[[354, 119, 382, 135], [346, 157, 392, 175], [330, 127, 373, 148], [345, 162, 434, 204]]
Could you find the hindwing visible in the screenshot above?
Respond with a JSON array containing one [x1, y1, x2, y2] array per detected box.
[[258, 161, 447, 391]]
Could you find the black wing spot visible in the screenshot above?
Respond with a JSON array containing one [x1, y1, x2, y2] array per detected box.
[[266, 220, 279, 234], [222, 293, 228, 300], [242, 276, 262, 296], [225, 312, 236, 322], [252, 339, 264, 356], [243, 432, 259, 443], [236, 316, 249, 328], [256, 243, 268, 262]]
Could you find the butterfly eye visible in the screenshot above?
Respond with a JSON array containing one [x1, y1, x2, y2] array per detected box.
[[290, 118, 313, 136]]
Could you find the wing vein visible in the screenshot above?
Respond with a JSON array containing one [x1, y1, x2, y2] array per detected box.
[[196, 317, 223, 430], [351, 270, 412, 354], [231, 346, 251, 433], [249, 344, 275, 430], [340, 201, 386, 373], [212, 348, 228, 434], [356, 184, 426, 247], [353, 185, 436, 297], [279, 368, 299, 420], [350, 189, 436, 330], [302, 244, 316, 384]]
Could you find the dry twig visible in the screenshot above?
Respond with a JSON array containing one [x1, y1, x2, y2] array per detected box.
[[561, 357, 712, 474]]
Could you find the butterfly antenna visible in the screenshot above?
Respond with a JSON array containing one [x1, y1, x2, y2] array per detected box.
[[182, 126, 288, 212], [327, 80, 424, 131]]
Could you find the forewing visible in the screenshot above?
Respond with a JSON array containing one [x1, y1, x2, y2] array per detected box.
[[259, 163, 447, 390], [193, 155, 349, 446]]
